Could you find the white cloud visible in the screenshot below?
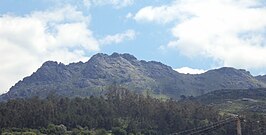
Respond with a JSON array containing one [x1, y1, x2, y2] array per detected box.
[[134, 0, 266, 70], [175, 67, 206, 74], [134, 3, 181, 24], [83, 0, 91, 8], [0, 6, 99, 94], [99, 29, 136, 45], [126, 12, 133, 19], [83, 0, 134, 8]]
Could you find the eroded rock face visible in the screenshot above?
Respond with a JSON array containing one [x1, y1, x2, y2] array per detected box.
[[1, 53, 266, 101]]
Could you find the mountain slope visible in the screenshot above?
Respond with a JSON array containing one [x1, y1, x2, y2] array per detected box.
[[1, 53, 266, 100], [256, 75, 266, 84], [194, 88, 266, 113]]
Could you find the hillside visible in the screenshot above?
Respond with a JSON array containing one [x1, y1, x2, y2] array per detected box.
[[195, 88, 266, 113], [1, 53, 266, 100], [256, 75, 266, 83]]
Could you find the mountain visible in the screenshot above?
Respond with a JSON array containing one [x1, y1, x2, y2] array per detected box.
[[1, 53, 266, 101]]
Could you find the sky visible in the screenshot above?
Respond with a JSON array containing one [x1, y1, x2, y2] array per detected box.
[[1, 0, 266, 94]]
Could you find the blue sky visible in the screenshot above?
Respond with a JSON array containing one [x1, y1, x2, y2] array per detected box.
[[1, 0, 266, 93]]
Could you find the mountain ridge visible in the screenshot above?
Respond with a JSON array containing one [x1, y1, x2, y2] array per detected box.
[[1, 53, 266, 101]]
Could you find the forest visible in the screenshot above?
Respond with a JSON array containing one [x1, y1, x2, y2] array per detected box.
[[0, 86, 265, 135]]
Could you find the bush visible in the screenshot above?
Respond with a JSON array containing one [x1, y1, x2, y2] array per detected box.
[[95, 129, 108, 135], [71, 128, 90, 135], [112, 127, 127, 135], [47, 124, 67, 135]]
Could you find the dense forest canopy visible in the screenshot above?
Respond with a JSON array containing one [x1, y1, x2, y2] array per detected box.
[[0, 86, 265, 135]]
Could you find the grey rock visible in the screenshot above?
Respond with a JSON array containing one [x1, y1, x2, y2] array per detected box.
[[1, 53, 266, 101]]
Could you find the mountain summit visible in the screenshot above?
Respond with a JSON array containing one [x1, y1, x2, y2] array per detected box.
[[1, 53, 266, 100]]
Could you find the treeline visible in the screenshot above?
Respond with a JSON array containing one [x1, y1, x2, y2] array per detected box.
[[0, 86, 264, 134]]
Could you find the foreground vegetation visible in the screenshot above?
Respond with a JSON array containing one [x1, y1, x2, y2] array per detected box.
[[0, 86, 265, 135]]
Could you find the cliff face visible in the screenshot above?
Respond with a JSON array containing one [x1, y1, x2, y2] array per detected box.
[[1, 53, 266, 100]]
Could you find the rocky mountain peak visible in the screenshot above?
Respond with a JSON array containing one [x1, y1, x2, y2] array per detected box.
[[121, 53, 137, 60], [85, 53, 138, 68], [110, 53, 137, 61], [110, 52, 120, 58], [88, 53, 108, 61], [42, 61, 59, 67], [1, 53, 266, 101]]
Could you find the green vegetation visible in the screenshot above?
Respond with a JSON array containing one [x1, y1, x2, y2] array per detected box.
[[195, 88, 266, 114], [0, 87, 265, 134], [194, 88, 266, 135]]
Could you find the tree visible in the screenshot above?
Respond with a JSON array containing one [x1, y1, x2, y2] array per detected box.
[[112, 127, 127, 135]]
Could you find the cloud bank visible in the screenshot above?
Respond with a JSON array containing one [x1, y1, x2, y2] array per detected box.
[[134, 0, 266, 70], [0, 5, 136, 94], [0, 6, 99, 93]]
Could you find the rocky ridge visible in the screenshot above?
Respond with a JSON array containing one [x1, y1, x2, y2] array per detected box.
[[1, 53, 266, 100]]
